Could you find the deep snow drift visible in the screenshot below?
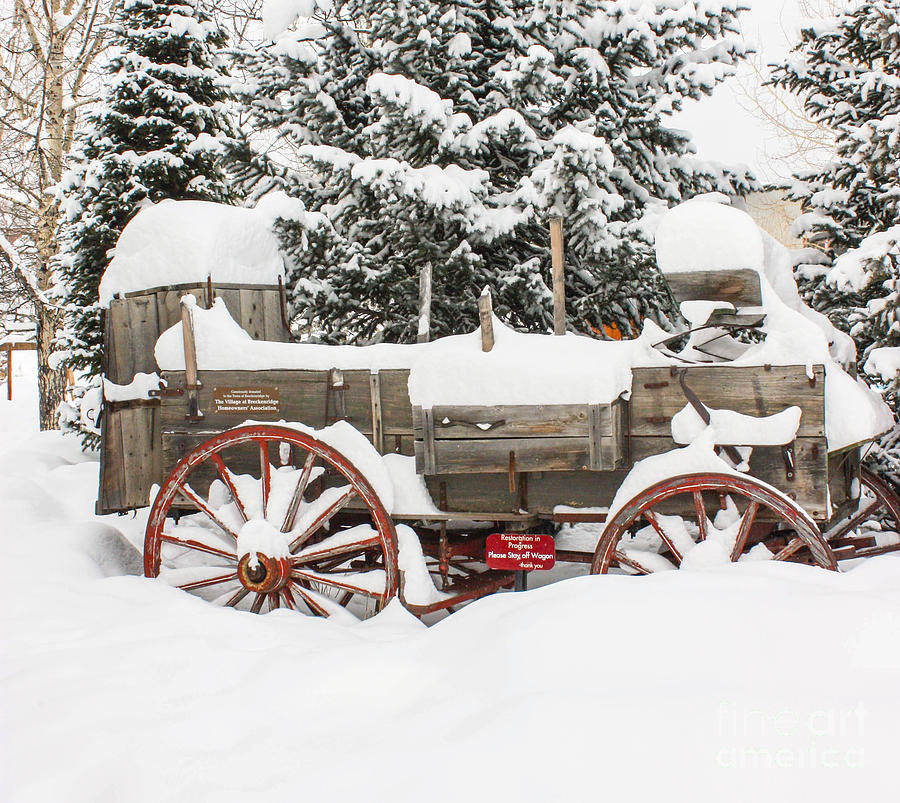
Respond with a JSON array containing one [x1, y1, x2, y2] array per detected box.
[[2, 358, 900, 802]]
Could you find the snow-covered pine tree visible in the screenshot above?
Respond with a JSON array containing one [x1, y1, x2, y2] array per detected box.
[[54, 0, 235, 437], [771, 1, 900, 480], [231, 0, 756, 343], [770, 0, 900, 353]]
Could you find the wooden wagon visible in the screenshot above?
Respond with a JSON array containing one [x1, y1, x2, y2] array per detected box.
[[97, 265, 900, 619]]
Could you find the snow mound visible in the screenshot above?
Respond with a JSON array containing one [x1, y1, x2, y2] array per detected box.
[[98, 200, 285, 306], [865, 347, 900, 382], [655, 199, 764, 274]]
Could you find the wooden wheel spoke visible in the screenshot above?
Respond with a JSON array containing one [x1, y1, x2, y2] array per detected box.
[[250, 593, 267, 614], [268, 592, 280, 611], [730, 500, 759, 561], [773, 536, 806, 561], [281, 451, 317, 533], [259, 440, 271, 519], [161, 533, 236, 562], [693, 492, 708, 542], [644, 509, 683, 564], [613, 550, 653, 575], [825, 500, 882, 541], [291, 527, 381, 566], [290, 581, 332, 617], [292, 567, 384, 598], [177, 571, 238, 592], [209, 453, 248, 523], [225, 587, 250, 608], [175, 483, 240, 541], [288, 486, 358, 552], [280, 586, 298, 610]]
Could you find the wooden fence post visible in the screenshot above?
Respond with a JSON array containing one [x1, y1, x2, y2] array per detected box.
[[478, 287, 494, 352], [418, 262, 432, 344], [550, 217, 566, 336]]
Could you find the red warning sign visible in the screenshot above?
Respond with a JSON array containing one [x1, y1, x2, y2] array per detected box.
[[485, 533, 555, 571]]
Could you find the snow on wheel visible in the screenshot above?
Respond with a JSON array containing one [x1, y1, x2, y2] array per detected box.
[[824, 467, 900, 559], [144, 424, 398, 617], [590, 473, 837, 575]]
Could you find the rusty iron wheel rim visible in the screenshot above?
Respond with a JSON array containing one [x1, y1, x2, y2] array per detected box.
[[590, 472, 837, 575], [144, 424, 398, 617]]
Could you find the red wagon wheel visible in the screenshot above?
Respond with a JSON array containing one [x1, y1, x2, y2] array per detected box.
[[144, 424, 398, 617], [591, 473, 837, 575], [824, 466, 900, 559]]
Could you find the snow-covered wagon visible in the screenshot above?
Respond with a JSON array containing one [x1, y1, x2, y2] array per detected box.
[[97, 198, 900, 618]]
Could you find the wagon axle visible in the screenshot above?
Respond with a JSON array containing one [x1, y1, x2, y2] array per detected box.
[[237, 552, 292, 594]]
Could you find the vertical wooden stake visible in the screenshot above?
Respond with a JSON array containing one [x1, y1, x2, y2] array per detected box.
[[369, 372, 384, 454], [180, 296, 203, 420], [550, 217, 566, 336], [418, 262, 432, 344], [6, 346, 11, 401], [478, 287, 494, 352]]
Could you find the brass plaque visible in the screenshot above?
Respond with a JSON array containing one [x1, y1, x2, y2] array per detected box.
[[213, 386, 280, 414]]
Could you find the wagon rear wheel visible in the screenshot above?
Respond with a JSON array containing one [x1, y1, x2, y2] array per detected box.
[[591, 473, 837, 574], [824, 466, 900, 559], [144, 424, 398, 618]]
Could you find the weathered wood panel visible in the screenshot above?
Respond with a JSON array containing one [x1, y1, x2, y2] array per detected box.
[[630, 365, 825, 438], [664, 268, 762, 307], [160, 369, 415, 437], [629, 435, 829, 518], [827, 448, 858, 515], [262, 289, 284, 341], [414, 404, 592, 439], [424, 470, 626, 514], [98, 404, 161, 513], [378, 370, 413, 433], [415, 436, 594, 474], [239, 288, 266, 340], [213, 287, 242, 326]]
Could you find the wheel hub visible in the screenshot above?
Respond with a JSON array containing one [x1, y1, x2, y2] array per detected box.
[[237, 552, 291, 593]]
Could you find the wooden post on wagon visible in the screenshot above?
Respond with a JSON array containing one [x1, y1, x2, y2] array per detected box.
[[550, 217, 566, 336], [418, 261, 432, 344], [180, 296, 203, 421], [478, 286, 494, 352]]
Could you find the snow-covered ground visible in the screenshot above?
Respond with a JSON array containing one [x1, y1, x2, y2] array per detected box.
[[2, 362, 900, 802]]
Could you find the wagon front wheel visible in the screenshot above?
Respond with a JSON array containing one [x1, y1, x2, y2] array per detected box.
[[144, 424, 398, 618], [591, 473, 837, 574]]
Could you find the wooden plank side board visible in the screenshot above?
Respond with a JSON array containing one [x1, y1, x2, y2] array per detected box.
[[159, 369, 419, 446], [629, 365, 825, 438], [629, 435, 830, 518], [415, 436, 594, 474], [424, 470, 626, 514], [99, 405, 127, 512], [239, 288, 266, 340], [378, 370, 413, 433], [664, 268, 762, 307], [413, 404, 594, 439], [121, 405, 161, 508], [827, 448, 858, 514], [98, 405, 161, 512], [213, 287, 242, 327], [261, 289, 287, 341]]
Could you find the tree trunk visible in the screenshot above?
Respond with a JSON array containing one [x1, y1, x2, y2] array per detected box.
[[33, 10, 68, 430], [35, 303, 65, 429]]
